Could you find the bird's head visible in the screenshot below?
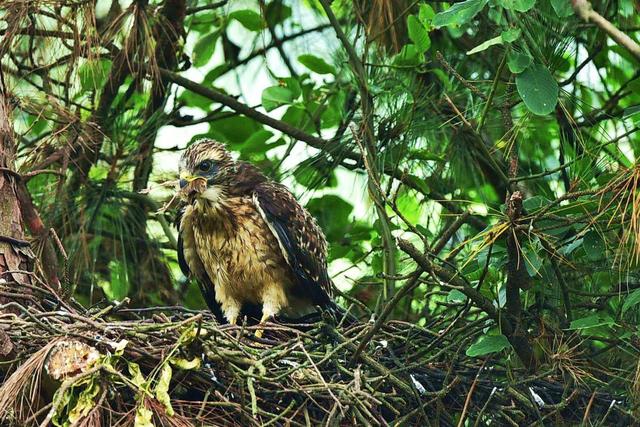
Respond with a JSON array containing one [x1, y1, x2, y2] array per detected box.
[[178, 139, 236, 206]]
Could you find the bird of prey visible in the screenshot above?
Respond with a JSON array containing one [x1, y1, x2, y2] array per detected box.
[[176, 139, 337, 333]]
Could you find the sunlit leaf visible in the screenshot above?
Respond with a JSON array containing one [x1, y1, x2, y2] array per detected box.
[[262, 86, 295, 111], [407, 15, 431, 53], [466, 35, 503, 55], [155, 364, 174, 416], [298, 54, 335, 75], [229, 9, 265, 31], [432, 0, 488, 28], [193, 31, 220, 67]]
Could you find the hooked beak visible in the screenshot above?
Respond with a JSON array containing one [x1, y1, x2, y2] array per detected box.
[[179, 174, 204, 190], [179, 174, 208, 204]]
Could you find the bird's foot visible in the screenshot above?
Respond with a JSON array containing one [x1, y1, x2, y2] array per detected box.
[[254, 314, 277, 338]]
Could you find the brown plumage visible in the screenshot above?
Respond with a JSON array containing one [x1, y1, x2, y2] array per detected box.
[[175, 139, 335, 329]]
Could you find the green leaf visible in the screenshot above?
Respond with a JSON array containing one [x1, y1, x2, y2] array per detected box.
[[507, 50, 532, 73], [522, 195, 550, 212], [128, 362, 147, 388], [496, 0, 536, 11], [78, 59, 112, 91], [501, 28, 521, 43], [432, 0, 488, 28], [466, 334, 511, 357], [623, 105, 640, 119], [298, 54, 335, 75], [155, 364, 174, 416], [262, 86, 295, 111], [229, 9, 265, 31], [622, 288, 640, 314], [170, 357, 202, 370], [193, 31, 219, 67], [393, 44, 421, 66], [209, 116, 261, 144], [407, 15, 431, 53], [134, 404, 154, 427], [466, 35, 503, 55], [568, 314, 615, 330], [102, 260, 129, 301], [515, 63, 559, 115], [447, 289, 467, 302], [418, 3, 436, 26], [522, 241, 543, 276], [550, 0, 574, 17], [583, 231, 605, 261], [265, 1, 292, 26], [68, 380, 101, 424]]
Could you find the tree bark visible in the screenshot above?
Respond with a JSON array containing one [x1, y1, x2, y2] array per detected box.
[[0, 91, 33, 291]]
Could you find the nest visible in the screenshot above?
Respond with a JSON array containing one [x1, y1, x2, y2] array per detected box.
[[0, 282, 636, 426]]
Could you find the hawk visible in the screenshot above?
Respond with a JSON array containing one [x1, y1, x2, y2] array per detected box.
[[176, 139, 338, 332]]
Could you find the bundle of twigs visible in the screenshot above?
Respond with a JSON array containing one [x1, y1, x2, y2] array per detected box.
[[0, 280, 635, 426]]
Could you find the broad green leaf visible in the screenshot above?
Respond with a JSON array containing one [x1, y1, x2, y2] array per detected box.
[[432, 0, 488, 28], [298, 54, 335, 74], [193, 31, 219, 67], [507, 50, 532, 73], [466, 35, 503, 55], [407, 15, 431, 53], [418, 3, 436, 26], [550, 0, 574, 17], [568, 314, 615, 330], [447, 289, 467, 302], [583, 231, 605, 261], [496, 0, 536, 11], [229, 9, 265, 31], [393, 44, 421, 66], [209, 116, 262, 144], [242, 130, 274, 154], [265, 1, 292, 26], [466, 334, 511, 357], [262, 86, 295, 111], [515, 63, 559, 115], [501, 28, 521, 43], [622, 288, 640, 314], [155, 364, 174, 416]]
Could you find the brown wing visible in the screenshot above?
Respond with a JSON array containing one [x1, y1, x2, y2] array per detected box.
[[253, 182, 333, 306]]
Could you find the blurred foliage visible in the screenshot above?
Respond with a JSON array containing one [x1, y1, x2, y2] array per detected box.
[[2, 0, 640, 394]]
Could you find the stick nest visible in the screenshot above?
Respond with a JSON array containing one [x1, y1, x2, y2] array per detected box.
[[0, 283, 635, 426]]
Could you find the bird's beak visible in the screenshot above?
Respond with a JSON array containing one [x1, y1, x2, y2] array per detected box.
[[179, 174, 203, 190]]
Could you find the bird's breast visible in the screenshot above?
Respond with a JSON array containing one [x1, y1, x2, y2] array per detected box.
[[191, 196, 291, 304]]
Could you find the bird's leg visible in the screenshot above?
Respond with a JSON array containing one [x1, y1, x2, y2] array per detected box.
[[255, 304, 279, 338], [224, 303, 241, 326]]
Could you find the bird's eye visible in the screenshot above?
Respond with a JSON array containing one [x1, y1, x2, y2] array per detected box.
[[198, 161, 212, 172]]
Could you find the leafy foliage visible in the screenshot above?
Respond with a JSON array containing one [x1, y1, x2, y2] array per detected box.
[[1, 0, 640, 423]]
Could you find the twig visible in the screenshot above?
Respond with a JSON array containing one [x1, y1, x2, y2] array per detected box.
[[572, 0, 640, 61]]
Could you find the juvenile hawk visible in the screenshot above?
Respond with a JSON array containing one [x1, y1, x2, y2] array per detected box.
[[176, 139, 336, 331]]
